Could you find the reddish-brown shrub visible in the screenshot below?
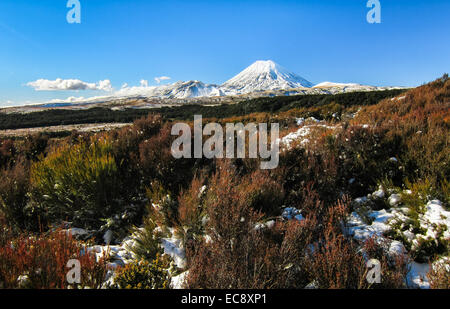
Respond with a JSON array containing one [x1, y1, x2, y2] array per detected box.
[[428, 258, 450, 289], [305, 225, 367, 289], [0, 230, 108, 289], [139, 123, 197, 195], [275, 144, 340, 208], [178, 175, 205, 234], [20, 133, 49, 161], [352, 75, 450, 194], [362, 237, 410, 289], [278, 215, 319, 288], [0, 139, 16, 169], [186, 161, 283, 288], [186, 229, 282, 289]]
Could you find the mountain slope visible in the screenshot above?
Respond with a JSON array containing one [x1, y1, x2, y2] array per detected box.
[[113, 80, 222, 99], [16, 60, 401, 107], [313, 82, 362, 88], [221, 60, 313, 95]]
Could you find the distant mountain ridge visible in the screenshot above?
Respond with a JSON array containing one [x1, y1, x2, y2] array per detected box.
[[108, 60, 395, 100], [18, 60, 402, 106], [111, 60, 314, 99]]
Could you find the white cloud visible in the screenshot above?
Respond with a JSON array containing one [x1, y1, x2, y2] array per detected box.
[[114, 84, 157, 97], [52, 96, 85, 103], [1, 100, 14, 107], [44, 95, 110, 104], [21, 77, 182, 106], [27, 78, 113, 91], [97, 80, 113, 91], [154, 76, 171, 84]]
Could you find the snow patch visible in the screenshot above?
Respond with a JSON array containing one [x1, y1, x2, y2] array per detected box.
[[388, 194, 402, 207], [407, 262, 430, 289], [171, 271, 189, 289], [282, 207, 304, 221], [161, 229, 187, 269]]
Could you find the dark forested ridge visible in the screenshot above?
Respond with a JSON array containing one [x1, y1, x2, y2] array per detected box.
[[0, 89, 406, 130]]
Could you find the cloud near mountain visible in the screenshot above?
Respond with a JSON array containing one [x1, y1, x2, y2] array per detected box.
[[24, 60, 396, 105], [27, 78, 113, 91], [109, 60, 315, 99], [154, 76, 171, 84]]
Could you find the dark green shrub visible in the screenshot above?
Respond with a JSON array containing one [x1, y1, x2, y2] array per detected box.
[[0, 158, 32, 231], [128, 208, 164, 262]]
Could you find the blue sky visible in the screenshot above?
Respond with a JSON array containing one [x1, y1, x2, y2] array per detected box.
[[0, 0, 449, 106]]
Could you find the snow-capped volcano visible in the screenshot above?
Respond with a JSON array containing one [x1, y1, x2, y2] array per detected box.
[[221, 60, 313, 95], [110, 60, 313, 99], [20, 60, 400, 108]]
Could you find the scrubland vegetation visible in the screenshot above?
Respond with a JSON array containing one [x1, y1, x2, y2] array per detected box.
[[0, 76, 448, 289]]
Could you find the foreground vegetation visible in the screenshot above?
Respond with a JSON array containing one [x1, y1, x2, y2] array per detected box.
[[0, 76, 448, 289]]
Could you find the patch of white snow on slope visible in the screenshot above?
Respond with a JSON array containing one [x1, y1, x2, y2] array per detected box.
[[279, 120, 336, 149], [407, 262, 430, 289], [171, 271, 189, 289], [422, 200, 450, 239], [162, 228, 186, 269], [347, 209, 395, 241]]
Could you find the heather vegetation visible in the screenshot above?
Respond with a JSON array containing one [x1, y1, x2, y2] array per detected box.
[[0, 76, 448, 289]]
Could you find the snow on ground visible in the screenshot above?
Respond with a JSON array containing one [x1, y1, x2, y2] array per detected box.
[[347, 204, 432, 288], [347, 188, 397, 241], [388, 194, 401, 207], [389, 240, 407, 256], [171, 271, 189, 289], [279, 127, 311, 149], [72, 186, 448, 289], [391, 95, 406, 101], [161, 228, 187, 269], [82, 226, 186, 287], [407, 257, 450, 289], [422, 200, 450, 239], [347, 185, 450, 289], [400, 200, 449, 289], [278, 118, 336, 149], [347, 209, 395, 241], [0, 123, 131, 137], [372, 187, 385, 199], [295, 117, 305, 126], [313, 82, 361, 88], [87, 243, 134, 269], [62, 227, 90, 238], [282, 207, 305, 221], [254, 220, 276, 231], [407, 262, 430, 289]]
